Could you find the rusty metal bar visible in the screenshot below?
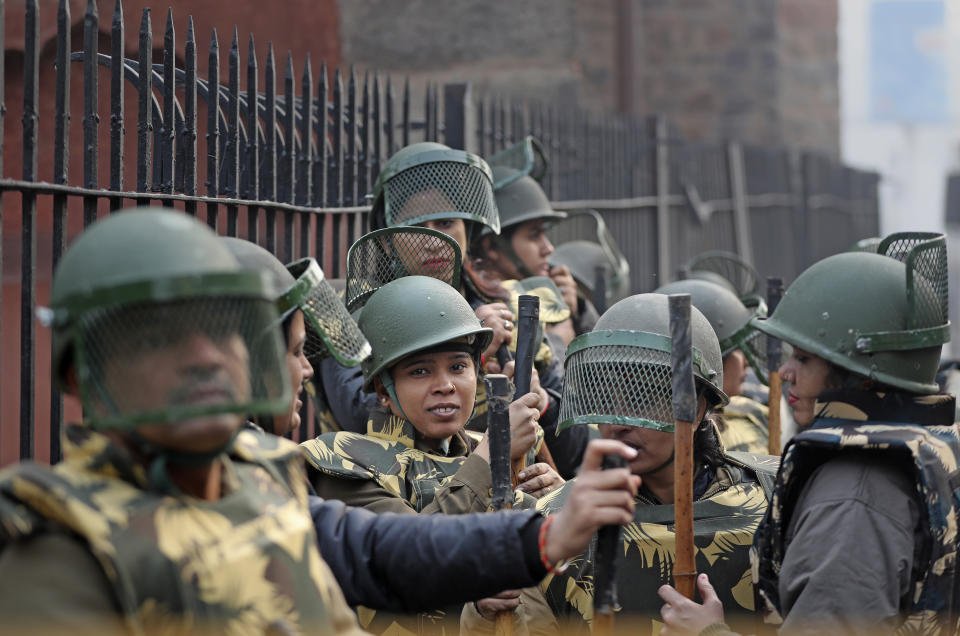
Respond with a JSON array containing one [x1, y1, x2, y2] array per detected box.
[[401, 76, 410, 148], [244, 34, 259, 240], [385, 75, 395, 157], [298, 53, 314, 257], [157, 8, 175, 194], [263, 43, 277, 252], [281, 51, 296, 260], [83, 0, 99, 224], [330, 67, 343, 274], [371, 73, 382, 186], [183, 16, 198, 215], [50, 0, 71, 463], [137, 8, 152, 195], [224, 27, 241, 235], [21, 0, 39, 460], [109, 0, 124, 198], [205, 27, 220, 228]]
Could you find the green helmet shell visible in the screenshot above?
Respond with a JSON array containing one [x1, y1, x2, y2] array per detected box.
[[491, 168, 567, 233], [753, 251, 947, 393], [371, 142, 500, 235], [358, 276, 493, 391], [559, 293, 728, 432], [47, 208, 290, 429]]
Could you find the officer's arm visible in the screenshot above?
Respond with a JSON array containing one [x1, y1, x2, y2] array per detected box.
[[0, 533, 126, 635], [319, 356, 378, 434], [308, 496, 546, 612]]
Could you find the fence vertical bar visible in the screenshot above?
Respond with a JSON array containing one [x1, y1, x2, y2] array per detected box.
[[358, 72, 369, 207], [281, 52, 296, 261], [157, 8, 174, 194], [298, 54, 313, 257], [315, 63, 328, 268], [401, 76, 410, 148], [344, 67, 358, 248], [263, 43, 277, 253], [137, 9, 152, 197], [244, 34, 259, 240], [330, 68, 344, 275], [654, 115, 671, 285], [109, 0, 124, 208], [182, 17, 198, 215], [50, 0, 71, 462], [385, 76, 395, 157], [424, 81, 432, 143], [0, 0, 5, 459], [372, 73, 382, 188], [726, 141, 754, 265], [223, 28, 240, 235], [83, 0, 99, 224], [204, 28, 220, 227], [21, 0, 39, 460]]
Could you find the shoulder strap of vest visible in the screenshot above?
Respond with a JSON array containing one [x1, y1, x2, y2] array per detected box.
[[723, 451, 780, 502]]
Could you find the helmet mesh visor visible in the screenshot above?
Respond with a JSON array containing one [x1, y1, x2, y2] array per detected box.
[[560, 344, 676, 431], [688, 252, 760, 298], [75, 297, 289, 428], [384, 160, 498, 232], [300, 280, 370, 366], [729, 329, 790, 386], [346, 228, 462, 313], [488, 137, 548, 188], [883, 235, 949, 330]]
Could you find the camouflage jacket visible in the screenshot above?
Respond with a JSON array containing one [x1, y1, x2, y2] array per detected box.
[[300, 408, 484, 513], [719, 395, 769, 454], [753, 390, 960, 635], [535, 452, 779, 635], [0, 424, 363, 635]]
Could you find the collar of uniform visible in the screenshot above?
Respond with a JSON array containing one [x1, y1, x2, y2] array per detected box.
[[813, 389, 956, 426], [62, 423, 151, 488], [365, 407, 470, 457]]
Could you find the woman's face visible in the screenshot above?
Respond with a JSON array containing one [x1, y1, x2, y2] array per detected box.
[[417, 218, 469, 259], [382, 350, 477, 443], [722, 349, 748, 397], [274, 311, 314, 436], [509, 219, 555, 277], [598, 423, 675, 477], [393, 229, 457, 279], [778, 347, 830, 428]]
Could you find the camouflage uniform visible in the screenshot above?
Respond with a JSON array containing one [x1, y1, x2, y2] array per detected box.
[[718, 395, 769, 454], [0, 425, 366, 636], [530, 453, 778, 635], [753, 390, 960, 635]]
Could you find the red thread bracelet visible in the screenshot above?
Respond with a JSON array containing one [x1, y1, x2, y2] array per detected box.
[[538, 514, 571, 575], [539, 393, 550, 418]]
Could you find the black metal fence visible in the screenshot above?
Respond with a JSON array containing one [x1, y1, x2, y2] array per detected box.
[[0, 0, 879, 465]]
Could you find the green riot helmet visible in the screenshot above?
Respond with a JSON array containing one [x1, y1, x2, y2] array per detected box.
[[559, 293, 727, 432], [370, 142, 500, 238], [358, 276, 493, 413], [43, 208, 290, 431], [220, 238, 371, 367], [344, 226, 463, 313], [753, 232, 949, 394], [487, 136, 550, 189], [655, 278, 777, 384], [552, 240, 627, 309], [685, 250, 762, 308]]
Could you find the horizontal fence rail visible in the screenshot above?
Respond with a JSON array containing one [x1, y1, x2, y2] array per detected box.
[[0, 0, 879, 465]]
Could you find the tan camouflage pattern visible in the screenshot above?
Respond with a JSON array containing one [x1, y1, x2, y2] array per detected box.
[[753, 393, 960, 635], [306, 377, 342, 435], [501, 277, 571, 325], [0, 424, 362, 636], [535, 453, 779, 635], [719, 395, 769, 454]]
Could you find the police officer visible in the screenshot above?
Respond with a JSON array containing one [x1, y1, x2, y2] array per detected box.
[[0, 209, 646, 634], [659, 233, 960, 634], [467, 293, 778, 634], [322, 142, 587, 478], [656, 278, 772, 454]]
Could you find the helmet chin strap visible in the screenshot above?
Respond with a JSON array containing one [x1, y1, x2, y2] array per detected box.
[[379, 370, 410, 421], [495, 232, 534, 279]]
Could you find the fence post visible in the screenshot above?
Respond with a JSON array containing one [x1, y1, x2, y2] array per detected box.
[[654, 115, 671, 285], [726, 141, 754, 266], [788, 150, 813, 277], [443, 83, 477, 153]]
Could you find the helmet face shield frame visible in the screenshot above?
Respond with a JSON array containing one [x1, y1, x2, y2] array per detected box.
[[63, 271, 292, 430], [345, 227, 463, 314], [374, 148, 501, 236], [558, 329, 728, 432], [283, 258, 372, 368]]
